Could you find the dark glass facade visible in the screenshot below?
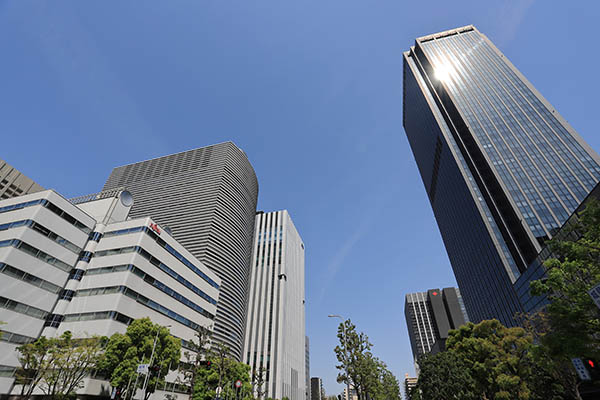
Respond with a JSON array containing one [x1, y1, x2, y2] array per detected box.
[[403, 26, 600, 326]]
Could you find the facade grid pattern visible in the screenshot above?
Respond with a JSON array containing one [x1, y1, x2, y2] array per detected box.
[[403, 25, 600, 326], [103, 142, 258, 360]]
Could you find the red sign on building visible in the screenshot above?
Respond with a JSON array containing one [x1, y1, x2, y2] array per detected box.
[[149, 223, 161, 235]]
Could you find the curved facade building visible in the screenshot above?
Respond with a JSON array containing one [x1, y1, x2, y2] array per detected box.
[[103, 142, 258, 359]]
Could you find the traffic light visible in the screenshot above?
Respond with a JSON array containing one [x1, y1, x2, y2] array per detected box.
[[583, 358, 600, 380], [151, 365, 160, 375], [200, 360, 212, 367]]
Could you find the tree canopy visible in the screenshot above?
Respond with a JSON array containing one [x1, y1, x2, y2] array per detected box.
[[98, 318, 180, 400], [333, 319, 400, 400], [16, 331, 105, 399], [529, 198, 600, 398], [191, 342, 252, 400], [413, 319, 568, 400]]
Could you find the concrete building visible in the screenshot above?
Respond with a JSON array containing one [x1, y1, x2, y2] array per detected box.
[[310, 377, 322, 400], [243, 210, 306, 400], [404, 288, 468, 368], [403, 25, 600, 326], [103, 142, 258, 360], [0, 159, 44, 200], [342, 385, 358, 400], [0, 188, 220, 397], [404, 375, 418, 400]]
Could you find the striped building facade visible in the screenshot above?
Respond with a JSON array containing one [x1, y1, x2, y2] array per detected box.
[[243, 210, 306, 400], [103, 142, 258, 360]]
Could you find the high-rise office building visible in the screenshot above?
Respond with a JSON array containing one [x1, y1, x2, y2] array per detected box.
[[310, 378, 322, 400], [403, 25, 600, 326], [404, 288, 468, 366], [243, 210, 306, 400], [0, 159, 44, 200], [103, 142, 258, 360]]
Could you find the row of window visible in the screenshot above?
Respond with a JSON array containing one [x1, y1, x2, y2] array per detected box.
[[0, 198, 92, 235], [0, 330, 36, 345], [93, 246, 218, 304], [0, 262, 62, 294], [84, 263, 215, 316], [73, 285, 207, 330], [104, 226, 220, 289], [0, 295, 48, 320], [0, 365, 16, 377], [0, 239, 73, 272], [0, 219, 82, 254], [63, 310, 132, 325]]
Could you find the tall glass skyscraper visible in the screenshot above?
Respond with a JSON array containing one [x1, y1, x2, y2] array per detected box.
[[403, 26, 600, 326], [104, 142, 258, 360]]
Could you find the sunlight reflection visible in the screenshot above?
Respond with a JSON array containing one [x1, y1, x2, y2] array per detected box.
[[434, 59, 455, 83]]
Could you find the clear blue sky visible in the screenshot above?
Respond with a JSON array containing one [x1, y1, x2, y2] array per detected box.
[[2, 0, 600, 396]]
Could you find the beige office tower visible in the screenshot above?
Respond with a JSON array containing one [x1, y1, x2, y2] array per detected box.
[[0, 159, 44, 200]]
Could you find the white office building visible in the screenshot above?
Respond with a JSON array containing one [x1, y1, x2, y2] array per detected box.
[[243, 210, 306, 400], [0, 188, 220, 397]]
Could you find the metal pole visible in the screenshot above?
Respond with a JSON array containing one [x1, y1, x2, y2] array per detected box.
[[125, 373, 134, 400], [342, 323, 351, 400], [141, 327, 161, 400], [164, 361, 172, 391], [154, 359, 161, 393], [131, 371, 141, 400]]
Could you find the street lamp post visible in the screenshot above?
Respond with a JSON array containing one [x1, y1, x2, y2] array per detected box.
[[328, 315, 351, 400], [141, 324, 171, 400]]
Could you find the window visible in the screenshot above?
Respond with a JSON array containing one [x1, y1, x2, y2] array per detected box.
[[68, 269, 84, 281], [59, 289, 75, 301], [44, 314, 64, 328]]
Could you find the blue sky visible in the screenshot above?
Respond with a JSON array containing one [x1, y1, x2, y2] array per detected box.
[[2, 0, 600, 395]]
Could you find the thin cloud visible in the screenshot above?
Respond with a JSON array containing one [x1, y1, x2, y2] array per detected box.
[[493, 0, 536, 46]]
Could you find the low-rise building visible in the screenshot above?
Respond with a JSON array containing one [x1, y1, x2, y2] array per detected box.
[[404, 375, 417, 400], [310, 377, 322, 400], [0, 188, 220, 398]]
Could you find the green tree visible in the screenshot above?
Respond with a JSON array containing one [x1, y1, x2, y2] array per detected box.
[[530, 199, 600, 398], [333, 319, 401, 400], [16, 336, 56, 399], [181, 326, 213, 400], [16, 332, 105, 400], [98, 318, 180, 400], [413, 351, 477, 400], [191, 348, 251, 400], [377, 363, 401, 400], [446, 320, 538, 399], [334, 320, 372, 400]]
